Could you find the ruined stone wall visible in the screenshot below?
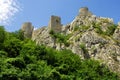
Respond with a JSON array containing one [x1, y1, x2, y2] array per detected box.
[[48, 15, 62, 33]]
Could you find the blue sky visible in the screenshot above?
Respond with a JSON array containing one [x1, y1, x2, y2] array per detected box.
[[1, 0, 120, 32]]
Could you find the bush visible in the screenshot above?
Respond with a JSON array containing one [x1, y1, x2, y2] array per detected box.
[[80, 43, 88, 54], [93, 23, 117, 36], [6, 58, 26, 69], [49, 29, 55, 35], [93, 23, 103, 34], [74, 26, 79, 31], [4, 38, 22, 57], [0, 51, 7, 58], [50, 31, 70, 46], [12, 30, 25, 40], [104, 24, 117, 36]]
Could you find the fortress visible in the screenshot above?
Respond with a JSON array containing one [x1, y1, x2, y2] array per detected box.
[[21, 7, 92, 38], [21, 15, 62, 38], [20, 7, 120, 74]]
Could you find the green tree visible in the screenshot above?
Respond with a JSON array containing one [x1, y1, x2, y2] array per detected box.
[[0, 26, 5, 49], [10, 30, 25, 41], [0, 28, 119, 80], [4, 38, 22, 57]]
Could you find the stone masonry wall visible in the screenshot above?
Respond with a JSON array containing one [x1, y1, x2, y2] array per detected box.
[[48, 15, 62, 33]]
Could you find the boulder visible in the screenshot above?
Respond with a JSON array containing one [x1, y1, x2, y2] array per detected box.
[[80, 31, 107, 47]]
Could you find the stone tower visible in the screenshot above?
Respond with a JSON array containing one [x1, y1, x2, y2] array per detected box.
[[21, 22, 34, 38], [48, 15, 62, 33], [79, 7, 92, 16]]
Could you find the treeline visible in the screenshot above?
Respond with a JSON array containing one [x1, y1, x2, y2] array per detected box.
[[0, 26, 119, 80]]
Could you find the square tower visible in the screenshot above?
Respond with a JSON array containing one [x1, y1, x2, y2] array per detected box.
[[48, 15, 62, 33]]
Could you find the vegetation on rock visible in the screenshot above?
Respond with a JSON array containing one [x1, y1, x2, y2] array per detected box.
[[49, 30, 71, 46], [93, 23, 117, 36]]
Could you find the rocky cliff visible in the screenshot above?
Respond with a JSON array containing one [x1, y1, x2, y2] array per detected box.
[[21, 7, 120, 74]]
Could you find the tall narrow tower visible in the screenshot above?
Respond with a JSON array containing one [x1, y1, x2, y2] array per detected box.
[[48, 15, 62, 33], [21, 22, 34, 38]]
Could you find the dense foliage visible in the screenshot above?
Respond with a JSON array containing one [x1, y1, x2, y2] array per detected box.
[[0, 26, 119, 80]]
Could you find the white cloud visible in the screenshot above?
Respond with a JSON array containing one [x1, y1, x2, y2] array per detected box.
[[0, 0, 20, 25]]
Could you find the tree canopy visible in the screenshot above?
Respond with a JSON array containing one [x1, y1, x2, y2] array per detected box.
[[0, 26, 119, 80]]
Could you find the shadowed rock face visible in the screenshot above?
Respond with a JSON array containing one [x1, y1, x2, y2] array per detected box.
[[21, 22, 34, 38], [22, 7, 120, 74]]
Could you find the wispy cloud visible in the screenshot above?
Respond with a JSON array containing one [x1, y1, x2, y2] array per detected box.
[[0, 0, 20, 25]]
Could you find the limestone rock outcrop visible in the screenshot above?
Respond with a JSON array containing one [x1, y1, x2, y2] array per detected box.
[[21, 7, 120, 74], [32, 27, 55, 47], [80, 31, 108, 47]]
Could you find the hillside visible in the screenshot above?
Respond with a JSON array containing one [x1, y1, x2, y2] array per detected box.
[[0, 7, 120, 79], [21, 7, 120, 74]]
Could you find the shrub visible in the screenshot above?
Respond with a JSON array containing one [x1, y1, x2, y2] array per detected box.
[[74, 25, 90, 32], [4, 39, 22, 58], [6, 58, 26, 69], [74, 26, 79, 31], [80, 43, 88, 54], [104, 24, 117, 36], [80, 43, 90, 59], [49, 32, 71, 46], [0, 51, 7, 58], [49, 29, 55, 35]]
